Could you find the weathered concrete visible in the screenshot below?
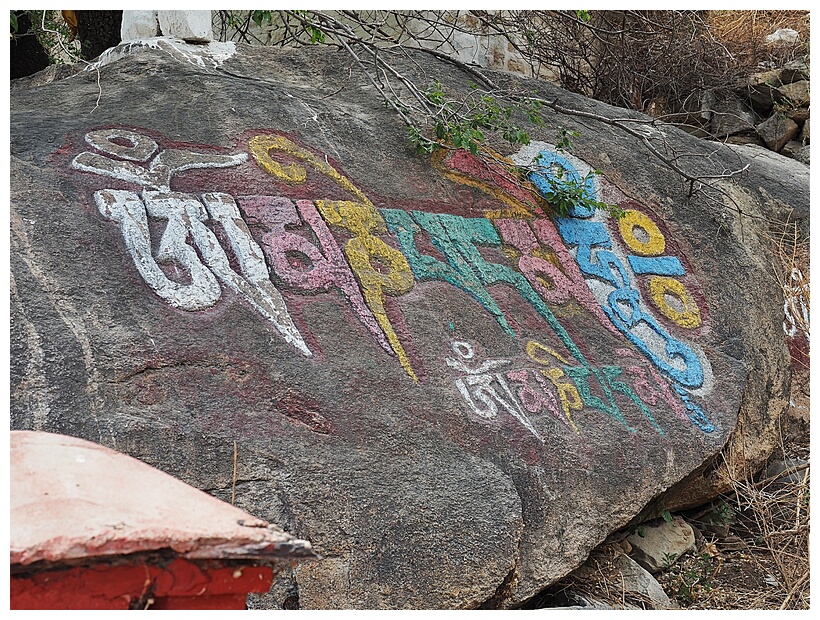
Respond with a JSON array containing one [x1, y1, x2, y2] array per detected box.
[[11, 430, 315, 566], [10, 42, 797, 608], [122, 10, 212, 43]]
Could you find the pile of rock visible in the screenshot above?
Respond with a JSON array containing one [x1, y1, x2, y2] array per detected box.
[[674, 59, 810, 166], [535, 517, 696, 610]]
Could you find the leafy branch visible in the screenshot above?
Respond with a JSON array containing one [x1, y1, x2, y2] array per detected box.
[[210, 10, 756, 221], [408, 80, 540, 156]]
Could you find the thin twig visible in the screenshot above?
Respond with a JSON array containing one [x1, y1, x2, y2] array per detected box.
[[778, 570, 809, 609]]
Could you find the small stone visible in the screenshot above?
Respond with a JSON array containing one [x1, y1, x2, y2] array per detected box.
[[765, 28, 799, 46], [725, 133, 764, 147], [786, 108, 810, 124], [710, 100, 756, 138], [745, 73, 782, 115], [746, 87, 774, 115], [719, 535, 747, 552], [693, 514, 732, 539], [761, 458, 809, 487], [774, 81, 810, 108], [627, 516, 696, 573], [799, 118, 809, 144], [781, 141, 804, 158], [748, 69, 785, 88], [756, 115, 799, 152], [780, 60, 810, 84], [765, 574, 780, 587]]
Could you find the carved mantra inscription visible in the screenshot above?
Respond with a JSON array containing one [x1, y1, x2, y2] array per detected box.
[[71, 128, 717, 440]]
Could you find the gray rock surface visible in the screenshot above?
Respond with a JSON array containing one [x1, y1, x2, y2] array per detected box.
[[762, 458, 810, 488], [722, 143, 809, 223], [710, 100, 756, 138], [794, 146, 810, 166], [781, 140, 804, 159], [10, 41, 797, 608]]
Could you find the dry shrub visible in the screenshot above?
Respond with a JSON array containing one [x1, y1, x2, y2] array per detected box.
[[491, 11, 734, 115], [486, 10, 809, 118], [533, 451, 810, 609], [521, 542, 652, 610], [716, 436, 810, 609]]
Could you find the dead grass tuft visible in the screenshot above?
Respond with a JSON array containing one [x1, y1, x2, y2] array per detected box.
[[706, 10, 810, 69]]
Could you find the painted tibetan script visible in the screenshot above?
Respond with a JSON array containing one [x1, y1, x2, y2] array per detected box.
[[71, 128, 718, 441]]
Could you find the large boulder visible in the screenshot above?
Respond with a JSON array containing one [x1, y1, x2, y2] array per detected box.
[[10, 40, 798, 608]]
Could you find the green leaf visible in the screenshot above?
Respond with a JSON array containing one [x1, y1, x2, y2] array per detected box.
[[10, 11, 19, 32], [425, 81, 446, 105], [308, 26, 326, 44]]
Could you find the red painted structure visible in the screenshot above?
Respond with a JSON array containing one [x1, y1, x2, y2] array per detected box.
[[10, 431, 316, 610], [11, 558, 274, 610]]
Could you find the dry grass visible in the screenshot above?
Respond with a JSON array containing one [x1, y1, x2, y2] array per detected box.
[[667, 406, 810, 610], [529, 370, 810, 610], [707, 10, 810, 44], [706, 10, 810, 70], [726, 463, 810, 608]]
